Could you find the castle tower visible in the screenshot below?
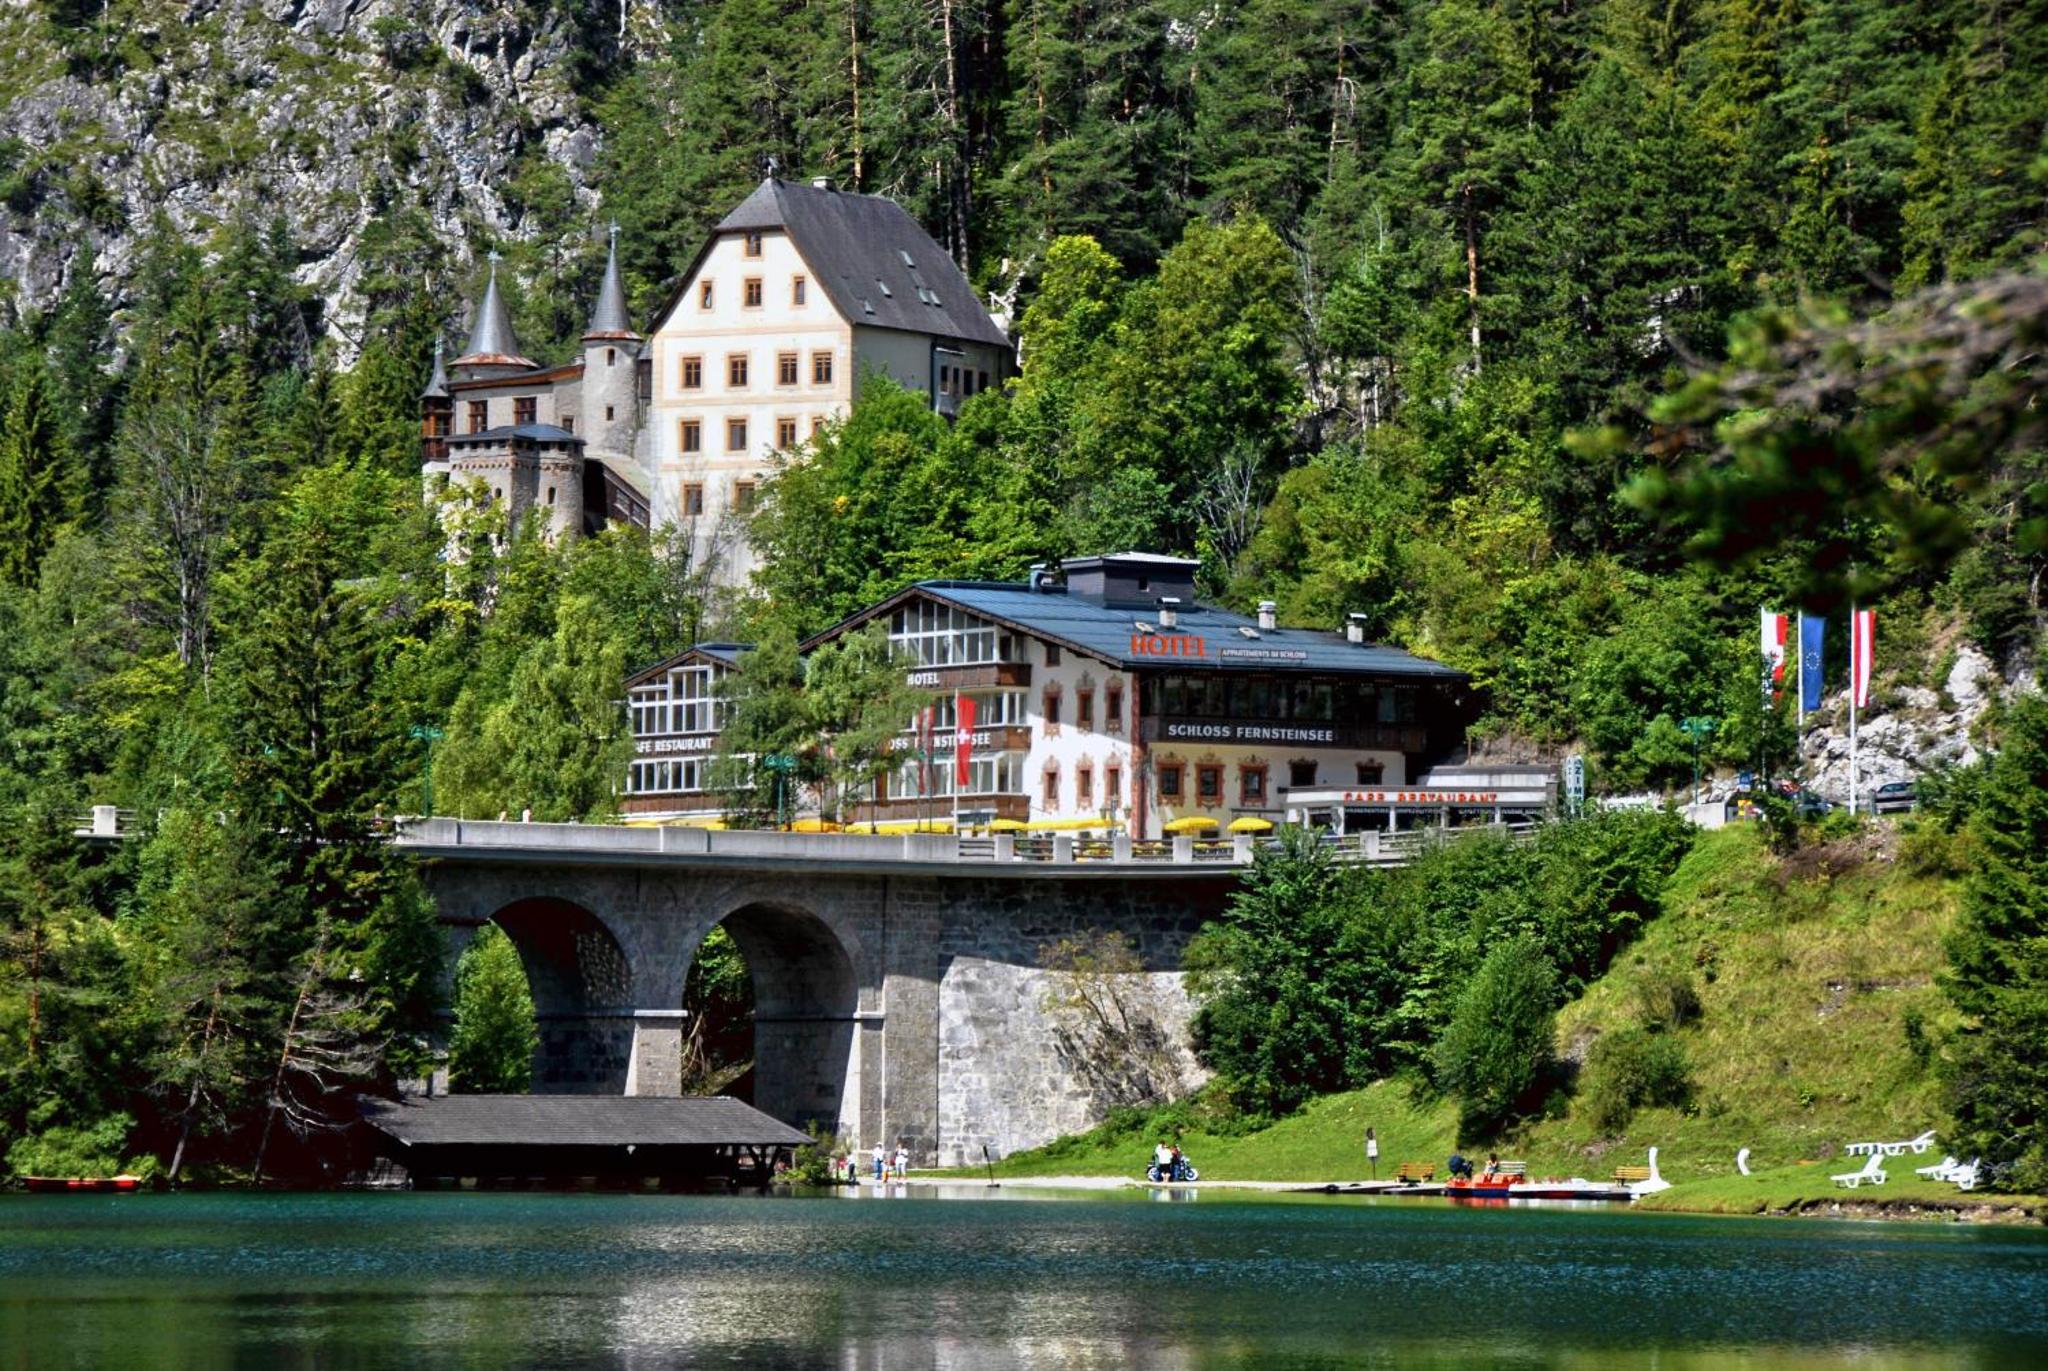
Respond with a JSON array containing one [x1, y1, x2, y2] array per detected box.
[[419, 336, 453, 486], [579, 223, 642, 466], [451, 251, 536, 381]]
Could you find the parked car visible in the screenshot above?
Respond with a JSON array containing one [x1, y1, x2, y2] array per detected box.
[[1872, 780, 1917, 814], [1794, 791, 1834, 819]]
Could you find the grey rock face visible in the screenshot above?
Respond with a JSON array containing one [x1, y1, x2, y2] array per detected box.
[[0, 2, 607, 360]]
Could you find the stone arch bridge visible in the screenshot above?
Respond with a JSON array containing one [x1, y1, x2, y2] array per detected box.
[[407, 819, 1242, 1167]]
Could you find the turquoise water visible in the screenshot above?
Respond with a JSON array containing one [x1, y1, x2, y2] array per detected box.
[[4, 1187, 2046, 1367]]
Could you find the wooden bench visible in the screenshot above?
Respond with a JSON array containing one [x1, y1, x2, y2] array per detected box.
[[1611, 1165, 1653, 1184], [1394, 1161, 1436, 1184]]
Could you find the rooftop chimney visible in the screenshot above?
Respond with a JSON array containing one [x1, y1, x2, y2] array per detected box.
[[1157, 597, 1181, 630], [1257, 600, 1277, 631], [1346, 613, 1367, 645], [812, 176, 835, 191], [1027, 562, 1054, 593]]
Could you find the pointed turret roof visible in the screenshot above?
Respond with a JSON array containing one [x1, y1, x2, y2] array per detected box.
[[584, 222, 638, 340], [420, 336, 450, 399], [453, 251, 536, 370]]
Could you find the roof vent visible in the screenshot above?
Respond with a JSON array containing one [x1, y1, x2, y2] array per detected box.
[[862, 298, 875, 315], [899, 249, 916, 268], [1346, 613, 1367, 645], [1133, 621, 1156, 635], [812, 176, 835, 190], [1027, 561, 1053, 593], [1157, 597, 1180, 630], [876, 279, 893, 298], [1258, 600, 1277, 631]]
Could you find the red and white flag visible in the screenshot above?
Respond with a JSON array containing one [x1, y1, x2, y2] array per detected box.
[[1760, 610, 1789, 701], [954, 693, 977, 786], [1850, 609, 1876, 709]]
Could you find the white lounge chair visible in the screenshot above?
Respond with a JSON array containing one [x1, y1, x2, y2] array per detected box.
[[1735, 1147, 1752, 1176], [1915, 1155, 1960, 1182], [1905, 1130, 1938, 1155], [1951, 1159, 1981, 1192], [1832, 1153, 1887, 1188], [1843, 1140, 1881, 1157]]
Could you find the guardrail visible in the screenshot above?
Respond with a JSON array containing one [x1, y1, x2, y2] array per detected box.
[[78, 808, 1541, 871]]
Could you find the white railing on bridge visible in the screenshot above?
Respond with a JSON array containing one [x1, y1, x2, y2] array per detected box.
[[79, 809, 1539, 871]]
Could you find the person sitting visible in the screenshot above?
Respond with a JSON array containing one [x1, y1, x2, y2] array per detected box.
[[1151, 1141, 1174, 1182], [1482, 1153, 1499, 1178], [1447, 1152, 1471, 1179]]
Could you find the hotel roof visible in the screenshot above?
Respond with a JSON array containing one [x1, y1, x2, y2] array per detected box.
[[810, 580, 1467, 680]]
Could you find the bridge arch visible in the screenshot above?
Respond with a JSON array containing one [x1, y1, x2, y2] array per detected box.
[[485, 896, 636, 1092], [707, 900, 863, 1138]]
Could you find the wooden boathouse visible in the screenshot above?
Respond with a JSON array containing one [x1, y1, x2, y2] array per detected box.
[[360, 1094, 811, 1188]]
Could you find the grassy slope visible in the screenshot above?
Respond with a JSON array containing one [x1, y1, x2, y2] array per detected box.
[[962, 825, 2033, 1212]]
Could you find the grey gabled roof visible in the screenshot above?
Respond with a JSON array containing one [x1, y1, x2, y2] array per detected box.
[[585, 224, 637, 339], [626, 641, 754, 689], [446, 423, 582, 445], [360, 1094, 810, 1148], [708, 178, 1010, 348], [455, 253, 537, 369], [808, 582, 1468, 680]]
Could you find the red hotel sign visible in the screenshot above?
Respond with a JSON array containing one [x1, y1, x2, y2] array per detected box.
[[1130, 634, 1207, 658]]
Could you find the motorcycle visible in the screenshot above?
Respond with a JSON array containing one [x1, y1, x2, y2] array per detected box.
[[1146, 1156, 1199, 1183]]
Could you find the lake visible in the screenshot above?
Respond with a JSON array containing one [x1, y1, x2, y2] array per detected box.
[[4, 1186, 2046, 1367]]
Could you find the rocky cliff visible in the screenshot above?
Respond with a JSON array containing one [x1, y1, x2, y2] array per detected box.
[[0, 1, 618, 355]]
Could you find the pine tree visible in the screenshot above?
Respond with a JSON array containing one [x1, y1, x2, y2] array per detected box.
[[0, 355, 76, 587], [448, 925, 538, 1095]]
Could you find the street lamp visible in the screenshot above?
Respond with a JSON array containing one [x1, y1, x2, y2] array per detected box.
[[409, 725, 445, 816], [1679, 716, 1718, 809], [761, 752, 798, 830]]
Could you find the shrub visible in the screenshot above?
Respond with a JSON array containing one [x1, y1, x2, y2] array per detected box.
[[1634, 971, 1703, 1032], [1581, 1030, 1694, 1133], [1434, 937, 1559, 1140], [4, 1113, 149, 1180], [447, 925, 538, 1094]]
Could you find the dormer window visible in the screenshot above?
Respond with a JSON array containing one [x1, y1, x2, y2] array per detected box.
[[514, 397, 536, 426], [744, 231, 763, 257]]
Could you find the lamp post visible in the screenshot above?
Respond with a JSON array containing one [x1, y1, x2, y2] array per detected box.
[[1679, 716, 1718, 810], [762, 752, 798, 830], [409, 725, 445, 816]]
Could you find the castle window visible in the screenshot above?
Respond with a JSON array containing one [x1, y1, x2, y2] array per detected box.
[[744, 277, 763, 308], [812, 351, 834, 385], [1106, 765, 1122, 806], [680, 419, 702, 453], [545, 486, 556, 505], [1197, 765, 1223, 805], [605, 405, 615, 421], [1077, 689, 1094, 732], [514, 397, 536, 426], [466, 400, 487, 433], [1240, 764, 1268, 807], [683, 483, 704, 517], [1077, 764, 1093, 808], [1105, 683, 1123, 732], [681, 355, 703, 390], [699, 280, 713, 309], [606, 348, 616, 367], [1043, 764, 1060, 808], [776, 417, 798, 448], [811, 416, 827, 436], [792, 275, 807, 305], [1356, 761, 1385, 785], [777, 352, 799, 386], [727, 353, 749, 388], [743, 231, 763, 257], [733, 479, 757, 512], [1289, 760, 1317, 788], [726, 417, 748, 451], [561, 415, 574, 433]]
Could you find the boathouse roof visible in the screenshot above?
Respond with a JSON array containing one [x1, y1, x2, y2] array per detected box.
[[360, 1094, 810, 1149]]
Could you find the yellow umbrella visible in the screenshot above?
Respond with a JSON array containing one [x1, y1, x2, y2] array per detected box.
[[788, 818, 843, 833], [1228, 816, 1275, 833], [1163, 815, 1220, 833]]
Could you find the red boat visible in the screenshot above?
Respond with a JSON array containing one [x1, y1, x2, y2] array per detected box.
[[1445, 1174, 1631, 1202], [21, 1175, 143, 1194]]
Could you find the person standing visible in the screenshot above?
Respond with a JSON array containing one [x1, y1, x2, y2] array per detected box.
[[872, 1142, 886, 1181], [893, 1142, 910, 1180]]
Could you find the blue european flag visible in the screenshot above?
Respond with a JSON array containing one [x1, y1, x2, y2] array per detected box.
[[1799, 613, 1826, 712]]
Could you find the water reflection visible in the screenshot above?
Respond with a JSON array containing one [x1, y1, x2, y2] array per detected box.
[[3, 1190, 2046, 1369]]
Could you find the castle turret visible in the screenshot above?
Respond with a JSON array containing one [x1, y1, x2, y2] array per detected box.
[[451, 251, 536, 380], [420, 336, 453, 482], [580, 223, 642, 465]]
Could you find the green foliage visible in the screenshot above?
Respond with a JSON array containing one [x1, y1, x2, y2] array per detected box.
[[1433, 937, 1559, 1140], [1942, 693, 2048, 1192], [5, 1110, 145, 1180], [447, 925, 537, 1095], [1581, 1028, 1694, 1133]]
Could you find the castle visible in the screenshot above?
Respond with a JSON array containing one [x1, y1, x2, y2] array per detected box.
[[421, 177, 1016, 581]]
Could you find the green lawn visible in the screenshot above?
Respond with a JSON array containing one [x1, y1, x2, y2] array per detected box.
[[1635, 1161, 2044, 1219]]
